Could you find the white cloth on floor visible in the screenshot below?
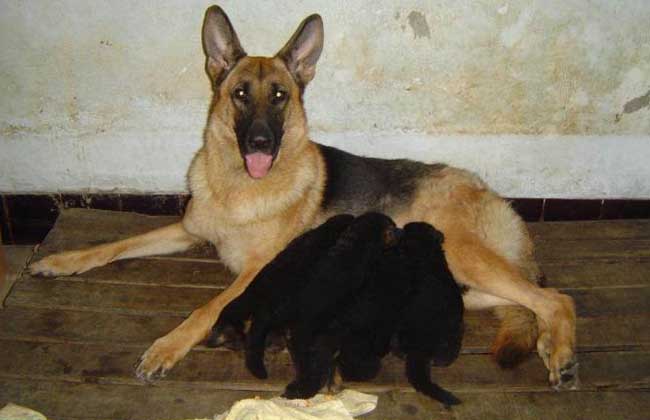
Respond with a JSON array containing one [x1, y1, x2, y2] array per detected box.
[[213, 389, 378, 420], [0, 404, 47, 420]]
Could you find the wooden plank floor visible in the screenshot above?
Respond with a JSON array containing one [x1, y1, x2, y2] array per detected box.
[[1, 208, 649, 420]]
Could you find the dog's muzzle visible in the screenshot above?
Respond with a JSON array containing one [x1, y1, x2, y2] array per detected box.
[[243, 119, 277, 179]]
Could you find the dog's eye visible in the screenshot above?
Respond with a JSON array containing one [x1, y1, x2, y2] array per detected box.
[[272, 89, 287, 103], [232, 87, 248, 101]]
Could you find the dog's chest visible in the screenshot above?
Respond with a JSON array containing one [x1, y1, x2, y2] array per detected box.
[[223, 222, 288, 271], [183, 197, 292, 273]]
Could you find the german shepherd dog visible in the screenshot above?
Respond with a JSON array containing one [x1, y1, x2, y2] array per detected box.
[[29, 6, 578, 389]]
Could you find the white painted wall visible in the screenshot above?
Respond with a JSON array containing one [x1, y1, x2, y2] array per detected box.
[[1, 1, 649, 197]]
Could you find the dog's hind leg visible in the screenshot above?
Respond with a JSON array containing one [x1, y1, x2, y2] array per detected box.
[[443, 229, 577, 390], [29, 222, 202, 277]]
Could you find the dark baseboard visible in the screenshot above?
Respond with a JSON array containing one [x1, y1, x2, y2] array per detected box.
[[1, 193, 649, 245]]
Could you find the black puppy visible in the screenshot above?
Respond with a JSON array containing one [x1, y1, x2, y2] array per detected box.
[[206, 214, 355, 352], [392, 222, 463, 406], [246, 212, 399, 396]]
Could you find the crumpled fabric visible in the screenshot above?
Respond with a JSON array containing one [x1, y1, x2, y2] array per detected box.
[[0, 404, 47, 420], [213, 389, 378, 420]]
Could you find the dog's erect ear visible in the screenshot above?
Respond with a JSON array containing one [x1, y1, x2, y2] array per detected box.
[[202, 6, 246, 84], [276, 14, 324, 87]]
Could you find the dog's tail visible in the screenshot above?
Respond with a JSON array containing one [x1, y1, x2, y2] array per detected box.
[[406, 351, 461, 407], [491, 305, 538, 368]]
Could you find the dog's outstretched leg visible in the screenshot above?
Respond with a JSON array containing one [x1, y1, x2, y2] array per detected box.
[[443, 230, 577, 390], [29, 222, 201, 276], [135, 260, 266, 381]]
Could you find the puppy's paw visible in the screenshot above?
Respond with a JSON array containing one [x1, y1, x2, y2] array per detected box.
[[441, 392, 462, 409], [282, 381, 317, 400], [245, 353, 268, 379], [206, 325, 245, 350]]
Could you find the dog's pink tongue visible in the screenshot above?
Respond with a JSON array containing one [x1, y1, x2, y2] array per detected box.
[[245, 153, 273, 179]]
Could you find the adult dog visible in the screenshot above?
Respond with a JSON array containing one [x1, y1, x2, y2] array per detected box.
[[29, 5, 578, 389]]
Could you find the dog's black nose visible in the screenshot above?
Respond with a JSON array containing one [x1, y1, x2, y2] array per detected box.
[[249, 136, 271, 150], [245, 119, 275, 153]]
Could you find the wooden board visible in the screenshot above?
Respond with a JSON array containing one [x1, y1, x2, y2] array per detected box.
[[7, 277, 649, 319], [527, 219, 650, 240], [0, 245, 33, 307], [0, 307, 647, 354], [539, 260, 650, 288], [0, 379, 647, 420], [0, 378, 456, 420], [0, 340, 647, 392], [451, 390, 650, 420]]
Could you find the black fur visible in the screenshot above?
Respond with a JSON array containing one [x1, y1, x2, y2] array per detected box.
[[318, 144, 446, 215], [246, 212, 398, 386], [393, 222, 463, 407]]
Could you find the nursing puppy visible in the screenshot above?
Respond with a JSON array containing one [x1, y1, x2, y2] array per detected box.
[[392, 222, 463, 406], [206, 213, 355, 349], [245, 212, 398, 390]]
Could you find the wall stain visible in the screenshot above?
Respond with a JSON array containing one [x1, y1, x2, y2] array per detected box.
[[623, 89, 650, 114], [407, 11, 431, 39], [615, 89, 650, 122]]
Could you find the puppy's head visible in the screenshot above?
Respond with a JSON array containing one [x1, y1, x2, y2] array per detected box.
[[319, 213, 356, 240], [201, 6, 324, 179], [401, 222, 445, 254], [349, 212, 399, 249]]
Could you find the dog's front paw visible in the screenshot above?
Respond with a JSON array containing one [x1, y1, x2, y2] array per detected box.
[[29, 250, 105, 277], [135, 335, 187, 382]]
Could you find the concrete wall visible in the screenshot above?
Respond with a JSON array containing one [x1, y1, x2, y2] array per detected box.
[[1, 0, 649, 197]]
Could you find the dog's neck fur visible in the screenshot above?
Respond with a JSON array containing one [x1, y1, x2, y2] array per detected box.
[[188, 118, 324, 225]]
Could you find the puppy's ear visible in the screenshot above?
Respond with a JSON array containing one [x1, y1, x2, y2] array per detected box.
[[276, 14, 324, 87], [431, 228, 445, 244], [202, 6, 246, 84]]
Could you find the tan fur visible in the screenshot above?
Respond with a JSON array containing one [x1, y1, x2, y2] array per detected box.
[[29, 11, 577, 388]]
